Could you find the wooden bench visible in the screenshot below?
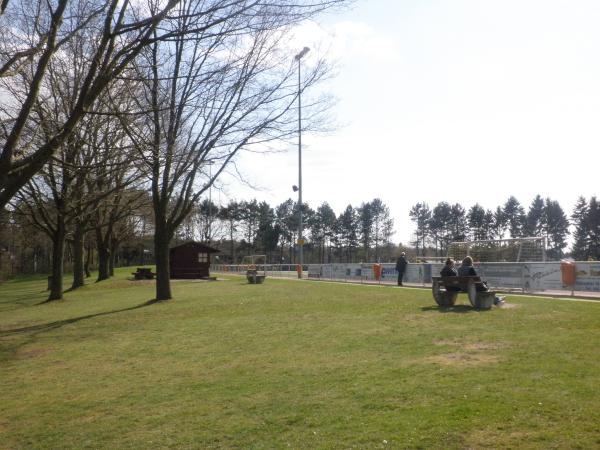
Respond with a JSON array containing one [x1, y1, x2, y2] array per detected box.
[[246, 269, 266, 284], [432, 276, 496, 309], [132, 267, 156, 280]]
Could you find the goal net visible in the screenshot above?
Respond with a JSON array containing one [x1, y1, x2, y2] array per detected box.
[[241, 255, 267, 271], [447, 237, 547, 263]]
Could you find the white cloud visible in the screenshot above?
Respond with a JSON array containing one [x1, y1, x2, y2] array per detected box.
[[219, 1, 600, 248], [287, 19, 401, 64]]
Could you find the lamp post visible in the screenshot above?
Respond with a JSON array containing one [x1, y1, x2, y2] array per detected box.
[[207, 160, 214, 245], [295, 46, 309, 277]]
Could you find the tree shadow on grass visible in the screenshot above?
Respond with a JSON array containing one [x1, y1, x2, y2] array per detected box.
[[0, 288, 51, 313], [0, 299, 160, 337], [0, 275, 48, 284], [421, 305, 484, 314], [1, 290, 48, 306]]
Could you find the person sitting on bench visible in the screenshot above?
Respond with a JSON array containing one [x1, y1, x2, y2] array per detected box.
[[458, 256, 505, 304], [440, 258, 461, 291]]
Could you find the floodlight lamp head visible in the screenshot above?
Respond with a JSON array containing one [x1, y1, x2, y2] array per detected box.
[[292, 185, 299, 192], [295, 47, 310, 61]]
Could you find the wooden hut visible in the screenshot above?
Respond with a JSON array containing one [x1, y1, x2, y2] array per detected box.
[[169, 242, 220, 279]]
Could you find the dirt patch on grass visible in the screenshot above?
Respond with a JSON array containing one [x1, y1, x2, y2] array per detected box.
[[425, 352, 500, 366], [401, 313, 436, 323], [464, 427, 539, 449], [428, 339, 506, 366], [464, 342, 505, 351], [434, 340, 506, 351], [15, 347, 52, 360]]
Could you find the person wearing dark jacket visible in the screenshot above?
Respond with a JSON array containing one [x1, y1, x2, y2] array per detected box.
[[441, 258, 458, 277], [458, 256, 505, 304], [457, 256, 485, 289], [395, 252, 408, 286], [441, 258, 461, 291]]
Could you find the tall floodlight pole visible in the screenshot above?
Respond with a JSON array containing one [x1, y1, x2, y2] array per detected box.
[[207, 160, 213, 244], [295, 46, 309, 278]]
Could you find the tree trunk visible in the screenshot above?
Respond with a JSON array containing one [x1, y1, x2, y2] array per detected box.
[[97, 246, 110, 281], [71, 222, 85, 289], [84, 240, 92, 277], [230, 225, 235, 264], [154, 224, 172, 300], [109, 252, 115, 276], [109, 237, 118, 277], [48, 220, 66, 301], [96, 227, 110, 281]]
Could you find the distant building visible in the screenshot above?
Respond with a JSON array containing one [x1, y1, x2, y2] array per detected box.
[[169, 242, 220, 279]]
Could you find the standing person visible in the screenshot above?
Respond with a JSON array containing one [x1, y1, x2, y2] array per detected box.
[[396, 252, 408, 286]]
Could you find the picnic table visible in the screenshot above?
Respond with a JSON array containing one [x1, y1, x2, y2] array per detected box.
[[132, 267, 156, 280], [431, 276, 496, 309]]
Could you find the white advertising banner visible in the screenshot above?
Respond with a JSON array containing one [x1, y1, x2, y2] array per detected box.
[[572, 262, 600, 291], [307, 261, 600, 293]]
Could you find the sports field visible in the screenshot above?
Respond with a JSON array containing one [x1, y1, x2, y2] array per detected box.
[[1, 269, 599, 449]]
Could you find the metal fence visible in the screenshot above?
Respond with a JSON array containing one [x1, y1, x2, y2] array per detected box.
[[213, 264, 303, 279], [213, 261, 600, 294]]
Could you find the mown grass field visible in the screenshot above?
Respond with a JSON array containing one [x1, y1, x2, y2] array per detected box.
[[1, 269, 599, 449]]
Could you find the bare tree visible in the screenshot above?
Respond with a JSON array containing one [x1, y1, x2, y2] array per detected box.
[[10, 26, 147, 299], [14, 153, 78, 300], [120, 0, 343, 300], [0, 0, 205, 209]]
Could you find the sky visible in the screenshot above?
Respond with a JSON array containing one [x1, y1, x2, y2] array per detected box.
[[217, 0, 600, 246]]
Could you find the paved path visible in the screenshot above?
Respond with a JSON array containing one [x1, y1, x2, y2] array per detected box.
[[304, 277, 600, 301]]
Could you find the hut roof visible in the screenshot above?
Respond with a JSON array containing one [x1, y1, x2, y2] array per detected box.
[[170, 241, 220, 253]]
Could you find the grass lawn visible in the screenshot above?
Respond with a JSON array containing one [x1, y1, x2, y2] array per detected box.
[[1, 269, 600, 449]]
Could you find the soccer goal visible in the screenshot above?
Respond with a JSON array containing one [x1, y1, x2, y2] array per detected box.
[[447, 237, 547, 263], [241, 255, 267, 270], [414, 256, 448, 263]]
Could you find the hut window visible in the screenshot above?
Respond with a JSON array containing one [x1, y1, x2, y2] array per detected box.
[[198, 253, 208, 263]]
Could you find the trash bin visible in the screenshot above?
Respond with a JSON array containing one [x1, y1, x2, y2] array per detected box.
[[373, 264, 382, 281], [560, 260, 576, 286]]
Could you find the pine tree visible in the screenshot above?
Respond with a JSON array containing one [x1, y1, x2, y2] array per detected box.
[[409, 202, 431, 256], [542, 198, 569, 259], [467, 204, 486, 241], [526, 195, 545, 237], [311, 202, 337, 263], [449, 203, 468, 242], [358, 202, 374, 261], [338, 205, 358, 263], [493, 206, 507, 239], [570, 196, 589, 260], [370, 199, 391, 262], [482, 209, 496, 240], [503, 196, 526, 238], [587, 197, 600, 260], [255, 202, 279, 261], [430, 202, 453, 255], [218, 200, 242, 263]]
